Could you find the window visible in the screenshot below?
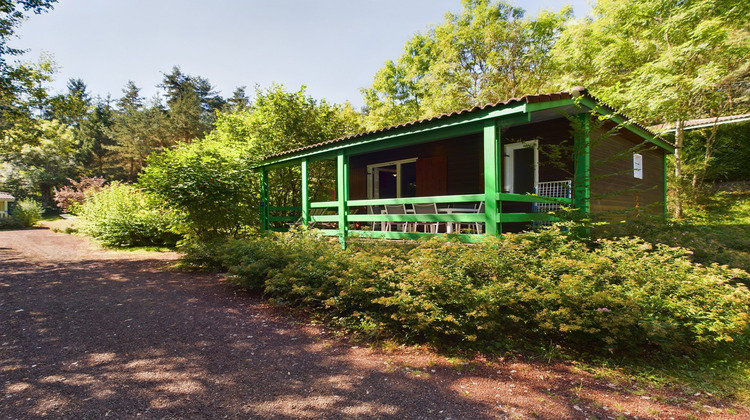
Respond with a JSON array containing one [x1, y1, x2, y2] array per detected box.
[[367, 158, 417, 198], [633, 153, 643, 179]]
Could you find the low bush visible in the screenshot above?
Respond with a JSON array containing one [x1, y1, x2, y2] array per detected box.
[[199, 228, 750, 357], [53, 176, 106, 215], [78, 183, 182, 247], [596, 216, 750, 275], [0, 216, 22, 229], [11, 198, 43, 227]]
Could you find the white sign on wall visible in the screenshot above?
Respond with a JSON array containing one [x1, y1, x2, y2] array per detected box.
[[633, 153, 643, 179]]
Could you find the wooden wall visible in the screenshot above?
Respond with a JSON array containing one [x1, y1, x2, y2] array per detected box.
[[348, 133, 483, 199], [589, 121, 665, 216]]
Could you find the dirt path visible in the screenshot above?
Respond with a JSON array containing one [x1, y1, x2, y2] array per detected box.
[[0, 228, 746, 419]]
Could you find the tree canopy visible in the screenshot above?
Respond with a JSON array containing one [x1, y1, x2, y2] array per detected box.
[[362, 0, 571, 129], [552, 0, 750, 215], [140, 85, 364, 239], [1, 0, 748, 219]]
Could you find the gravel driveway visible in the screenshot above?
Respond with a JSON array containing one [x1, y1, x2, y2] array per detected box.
[[1, 228, 747, 419]]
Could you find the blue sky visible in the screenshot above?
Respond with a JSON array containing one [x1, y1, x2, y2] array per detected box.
[[13, 0, 591, 109]]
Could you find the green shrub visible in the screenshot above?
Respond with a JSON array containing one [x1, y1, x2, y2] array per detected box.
[[140, 138, 257, 241], [201, 228, 750, 356], [0, 216, 22, 229], [177, 239, 232, 271], [11, 198, 43, 227], [219, 235, 292, 289], [79, 183, 181, 247], [595, 214, 750, 274], [389, 232, 750, 354]]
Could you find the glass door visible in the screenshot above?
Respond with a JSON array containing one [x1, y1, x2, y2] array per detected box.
[[367, 158, 417, 198], [503, 141, 538, 194]]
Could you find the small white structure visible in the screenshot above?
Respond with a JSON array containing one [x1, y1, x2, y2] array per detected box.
[[0, 192, 14, 219]]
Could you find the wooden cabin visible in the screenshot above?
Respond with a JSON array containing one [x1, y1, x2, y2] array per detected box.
[[0, 192, 14, 219], [256, 87, 674, 243]]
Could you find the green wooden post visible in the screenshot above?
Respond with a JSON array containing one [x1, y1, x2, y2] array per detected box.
[[259, 167, 270, 232], [301, 159, 309, 225], [573, 113, 591, 215], [662, 151, 668, 216], [336, 152, 349, 247], [483, 119, 499, 234]]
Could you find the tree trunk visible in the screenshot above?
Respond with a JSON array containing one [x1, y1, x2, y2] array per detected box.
[[693, 120, 720, 200]]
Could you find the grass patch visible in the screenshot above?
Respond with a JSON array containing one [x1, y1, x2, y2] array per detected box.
[[41, 217, 81, 234]]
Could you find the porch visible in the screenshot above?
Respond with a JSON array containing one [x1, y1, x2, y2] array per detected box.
[[265, 189, 573, 241]]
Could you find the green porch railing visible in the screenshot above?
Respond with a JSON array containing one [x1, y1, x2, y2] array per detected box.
[[266, 205, 301, 232], [265, 192, 573, 241]]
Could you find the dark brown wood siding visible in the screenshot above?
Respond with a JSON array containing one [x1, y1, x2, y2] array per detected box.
[[589, 121, 665, 216], [416, 157, 447, 196], [348, 133, 483, 198], [349, 167, 367, 200], [502, 117, 574, 189]]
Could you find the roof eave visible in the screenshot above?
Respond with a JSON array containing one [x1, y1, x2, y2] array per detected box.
[[256, 100, 533, 169], [255, 88, 674, 168]]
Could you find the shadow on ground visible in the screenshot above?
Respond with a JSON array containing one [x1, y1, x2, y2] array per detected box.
[[1, 247, 504, 419]]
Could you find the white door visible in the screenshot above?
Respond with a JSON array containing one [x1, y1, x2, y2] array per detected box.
[[503, 141, 538, 194]]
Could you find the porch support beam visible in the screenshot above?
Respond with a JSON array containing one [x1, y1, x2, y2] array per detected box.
[[259, 167, 270, 232], [662, 152, 668, 216], [336, 151, 349, 247], [573, 113, 591, 215], [483, 119, 500, 235], [301, 158, 309, 225]]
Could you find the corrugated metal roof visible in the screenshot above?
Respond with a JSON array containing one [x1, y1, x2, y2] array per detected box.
[[0, 192, 15, 200], [263, 87, 660, 161], [650, 113, 750, 133]]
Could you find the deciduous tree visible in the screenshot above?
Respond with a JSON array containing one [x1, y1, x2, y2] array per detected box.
[[362, 0, 571, 129], [552, 0, 750, 216]]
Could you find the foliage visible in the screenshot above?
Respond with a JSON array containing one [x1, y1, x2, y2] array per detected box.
[[107, 89, 170, 181], [52, 176, 105, 214], [46, 78, 92, 126], [242, 84, 364, 209], [160, 66, 226, 136], [551, 0, 750, 216], [0, 118, 79, 206], [197, 228, 750, 357], [0, 0, 57, 62], [597, 189, 750, 274], [362, 0, 571, 129], [0, 215, 21, 229], [681, 121, 750, 184], [75, 98, 117, 178], [10, 197, 43, 227], [140, 134, 256, 240], [0, 0, 57, 129], [135, 85, 364, 242], [553, 0, 750, 121], [78, 182, 180, 247]]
